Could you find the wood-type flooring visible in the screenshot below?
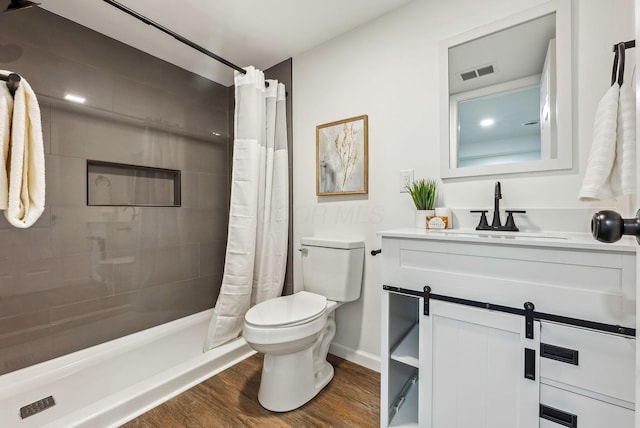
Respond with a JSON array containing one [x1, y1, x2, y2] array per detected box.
[[122, 353, 380, 428]]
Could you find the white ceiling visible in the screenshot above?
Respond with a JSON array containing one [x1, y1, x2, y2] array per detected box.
[[448, 13, 555, 94], [38, 0, 414, 86]]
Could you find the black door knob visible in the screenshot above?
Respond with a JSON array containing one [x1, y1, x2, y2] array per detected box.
[[591, 210, 640, 243]]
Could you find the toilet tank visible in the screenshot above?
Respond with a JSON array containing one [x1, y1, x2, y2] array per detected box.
[[300, 237, 365, 302]]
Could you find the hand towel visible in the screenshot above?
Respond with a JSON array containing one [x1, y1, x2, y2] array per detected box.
[[578, 83, 620, 201], [0, 81, 12, 210], [4, 74, 45, 228], [617, 81, 636, 195]]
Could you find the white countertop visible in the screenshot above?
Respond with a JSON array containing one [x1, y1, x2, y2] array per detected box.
[[378, 228, 637, 252]]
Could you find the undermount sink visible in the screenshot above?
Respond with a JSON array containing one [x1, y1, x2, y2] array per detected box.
[[428, 229, 569, 240]]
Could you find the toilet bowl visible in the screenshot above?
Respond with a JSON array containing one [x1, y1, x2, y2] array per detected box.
[[242, 237, 364, 412], [244, 291, 339, 412]]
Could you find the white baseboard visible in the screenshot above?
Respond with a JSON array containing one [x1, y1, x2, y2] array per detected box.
[[329, 342, 380, 373]]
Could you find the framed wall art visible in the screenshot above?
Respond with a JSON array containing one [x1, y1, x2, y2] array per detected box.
[[316, 114, 368, 195]]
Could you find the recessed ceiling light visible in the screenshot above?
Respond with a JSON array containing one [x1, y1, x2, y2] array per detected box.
[[64, 93, 86, 104], [480, 118, 495, 127]]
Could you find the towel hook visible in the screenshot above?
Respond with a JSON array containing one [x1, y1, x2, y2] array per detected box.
[[611, 45, 620, 86], [617, 42, 626, 86], [0, 72, 21, 97], [612, 40, 636, 52], [611, 40, 635, 86]]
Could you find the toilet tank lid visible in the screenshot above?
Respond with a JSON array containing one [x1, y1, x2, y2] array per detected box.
[[300, 237, 365, 249]]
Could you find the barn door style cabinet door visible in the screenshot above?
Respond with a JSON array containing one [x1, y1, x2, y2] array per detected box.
[[379, 229, 636, 428], [422, 301, 540, 428]]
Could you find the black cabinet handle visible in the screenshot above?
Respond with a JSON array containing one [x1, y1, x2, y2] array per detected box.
[[540, 404, 577, 427], [541, 343, 579, 365], [524, 348, 536, 380]]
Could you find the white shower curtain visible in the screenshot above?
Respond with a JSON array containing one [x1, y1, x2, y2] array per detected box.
[[204, 67, 288, 350]]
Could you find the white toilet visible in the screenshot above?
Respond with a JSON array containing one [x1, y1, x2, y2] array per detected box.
[[242, 237, 365, 412]]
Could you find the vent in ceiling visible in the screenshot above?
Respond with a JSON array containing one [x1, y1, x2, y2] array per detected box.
[[460, 70, 478, 81], [476, 65, 494, 76], [458, 63, 496, 82]]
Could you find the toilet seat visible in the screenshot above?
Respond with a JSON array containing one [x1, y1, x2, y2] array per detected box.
[[245, 291, 327, 328], [243, 292, 329, 346]]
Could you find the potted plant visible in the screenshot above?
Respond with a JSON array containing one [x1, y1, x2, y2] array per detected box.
[[406, 178, 438, 228]]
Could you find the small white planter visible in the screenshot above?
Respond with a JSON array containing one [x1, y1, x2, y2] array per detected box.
[[415, 209, 435, 228]]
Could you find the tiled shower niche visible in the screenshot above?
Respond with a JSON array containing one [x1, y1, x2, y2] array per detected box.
[[87, 160, 181, 207]]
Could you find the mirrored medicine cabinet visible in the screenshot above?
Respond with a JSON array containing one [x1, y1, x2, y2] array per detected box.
[[439, 0, 572, 178]]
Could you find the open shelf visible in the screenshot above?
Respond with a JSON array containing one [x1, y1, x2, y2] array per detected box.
[[390, 323, 419, 368], [389, 372, 419, 428], [385, 291, 420, 427]]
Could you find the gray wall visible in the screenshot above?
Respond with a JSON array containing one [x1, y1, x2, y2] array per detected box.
[[264, 58, 293, 296], [0, 4, 231, 374]]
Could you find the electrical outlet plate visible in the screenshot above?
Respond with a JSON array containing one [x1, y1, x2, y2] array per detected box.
[[400, 169, 414, 193]]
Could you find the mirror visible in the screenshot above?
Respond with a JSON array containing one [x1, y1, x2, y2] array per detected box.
[[440, 0, 572, 178]]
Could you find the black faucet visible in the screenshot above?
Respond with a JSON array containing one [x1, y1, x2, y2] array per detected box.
[[471, 181, 526, 232], [492, 181, 502, 229]]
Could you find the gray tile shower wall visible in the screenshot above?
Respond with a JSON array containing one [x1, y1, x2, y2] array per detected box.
[[264, 59, 294, 296], [0, 4, 231, 374]]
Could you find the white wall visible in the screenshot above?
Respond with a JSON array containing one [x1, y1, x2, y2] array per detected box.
[[292, 0, 635, 370]]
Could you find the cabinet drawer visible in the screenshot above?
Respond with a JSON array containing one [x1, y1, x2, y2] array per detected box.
[[540, 384, 634, 428], [540, 322, 635, 403]]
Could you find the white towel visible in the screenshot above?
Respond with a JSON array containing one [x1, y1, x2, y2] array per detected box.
[[578, 84, 620, 201], [4, 74, 45, 228], [0, 82, 12, 210], [617, 81, 636, 195]]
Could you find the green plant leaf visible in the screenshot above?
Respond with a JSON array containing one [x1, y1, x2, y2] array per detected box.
[[405, 178, 438, 210]]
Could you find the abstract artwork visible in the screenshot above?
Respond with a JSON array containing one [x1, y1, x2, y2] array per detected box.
[[316, 115, 368, 195]]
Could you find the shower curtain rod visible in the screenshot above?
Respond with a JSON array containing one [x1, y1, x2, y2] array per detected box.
[[101, 0, 248, 76]]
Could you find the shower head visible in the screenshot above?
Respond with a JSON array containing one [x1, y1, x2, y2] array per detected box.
[[4, 0, 41, 12]]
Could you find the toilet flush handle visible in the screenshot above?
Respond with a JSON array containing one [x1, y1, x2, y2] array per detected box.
[[299, 248, 308, 255]]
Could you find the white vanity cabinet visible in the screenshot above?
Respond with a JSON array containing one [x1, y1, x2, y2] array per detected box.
[[379, 229, 636, 428]]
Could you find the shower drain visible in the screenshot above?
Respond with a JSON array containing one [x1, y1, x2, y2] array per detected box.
[[19, 395, 55, 419]]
